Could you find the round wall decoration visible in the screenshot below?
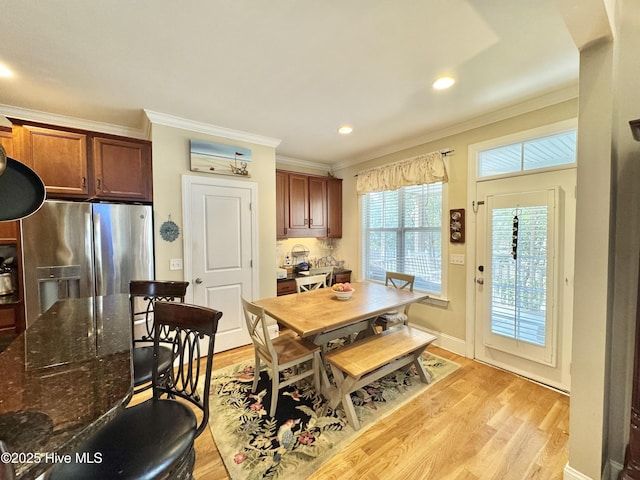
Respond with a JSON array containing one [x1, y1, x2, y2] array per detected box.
[[160, 219, 180, 242]]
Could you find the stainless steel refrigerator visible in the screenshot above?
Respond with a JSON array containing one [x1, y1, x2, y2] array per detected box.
[[21, 200, 154, 327]]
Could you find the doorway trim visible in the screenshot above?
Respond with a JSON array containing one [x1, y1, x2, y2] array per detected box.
[[465, 118, 577, 360], [181, 174, 259, 304]]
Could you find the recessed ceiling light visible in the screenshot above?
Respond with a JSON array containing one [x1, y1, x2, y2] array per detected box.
[[432, 76, 455, 90], [0, 65, 13, 78], [338, 125, 353, 135]]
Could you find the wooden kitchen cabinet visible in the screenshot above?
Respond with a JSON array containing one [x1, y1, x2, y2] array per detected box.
[[288, 173, 310, 235], [0, 222, 19, 243], [327, 177, 342, 238], [277, 279, 297, 296], [308, 176, 328, 234], [92, 136, 152, 202], [288, 173, 327, 237], [276, 171, 290, 239], [10, 120, 153, 203], [278, 170, 340, 238], [0, 126, 14, 157], [333, 270, 351, 284], [14, 124, 90, 198]]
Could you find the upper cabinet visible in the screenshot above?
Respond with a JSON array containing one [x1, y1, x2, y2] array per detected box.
[[0, 128, 19, 245], [15, 124, 89, 198], [276, 170, 342, 239], [92, 136, 152, 202], [0, 126, 15, 157], [276, 171, 290, 239], [11, 120, 152, 203], [327, 177, 343, 238]]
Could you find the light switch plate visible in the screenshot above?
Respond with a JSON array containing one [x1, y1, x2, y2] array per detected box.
[[169, 258, 183, 270], [450, 254, 465, 265]]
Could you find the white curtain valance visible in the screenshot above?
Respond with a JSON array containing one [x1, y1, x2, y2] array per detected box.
[[356, 150, 449, 195]]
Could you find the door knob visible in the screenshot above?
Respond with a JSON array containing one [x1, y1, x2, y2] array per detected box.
[[195, 278, 203, 284], [476, 278, 484, 285]]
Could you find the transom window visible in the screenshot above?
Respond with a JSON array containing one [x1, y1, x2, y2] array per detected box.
[[478, 130, 576, 178], [361, 183, 443, 294]]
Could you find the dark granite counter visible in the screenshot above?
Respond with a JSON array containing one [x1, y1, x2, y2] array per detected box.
[[276, 268, 352, 282], [0, 295, 133, 479]]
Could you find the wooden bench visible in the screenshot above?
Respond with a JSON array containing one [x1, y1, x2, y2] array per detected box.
[[325, 325, 437, 430]]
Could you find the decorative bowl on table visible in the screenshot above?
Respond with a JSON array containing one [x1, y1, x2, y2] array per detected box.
[[331, 283, 354, 300]]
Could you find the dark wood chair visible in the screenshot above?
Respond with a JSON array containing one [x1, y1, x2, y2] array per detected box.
[[48, 301, 222, 480], [129, 280, 189, 395]]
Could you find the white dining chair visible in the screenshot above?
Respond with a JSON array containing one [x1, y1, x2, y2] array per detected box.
[[241, 298, 321, 417], [295, 274, 327, 293], [309, 266, 334, 286], [375, 272, 416, 330]]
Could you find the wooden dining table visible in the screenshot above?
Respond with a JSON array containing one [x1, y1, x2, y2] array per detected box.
[[254, 281, 429, 398], [255, 281, 428, 339]]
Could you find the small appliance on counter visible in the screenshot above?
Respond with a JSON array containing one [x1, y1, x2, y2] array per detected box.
[[291, 244, 311, 275], [276, 268, 287, 279], [294, 262, 310, 274]]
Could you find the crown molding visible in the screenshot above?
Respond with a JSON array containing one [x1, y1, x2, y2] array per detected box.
[[0, 104, 149, 139], [275, 154, 332, 171], [144, 110, 281, 149], [331, 83, 580, 172]]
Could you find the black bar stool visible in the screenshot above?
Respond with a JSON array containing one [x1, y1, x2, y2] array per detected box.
[[48, 301, 222, 480]]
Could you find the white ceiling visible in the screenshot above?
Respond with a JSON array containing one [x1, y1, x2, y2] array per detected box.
[[0, 1, 581, 166]]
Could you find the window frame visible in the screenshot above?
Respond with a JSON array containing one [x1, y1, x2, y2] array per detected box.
[[475, 122, 578, 183], [359, 179, 449, 299]]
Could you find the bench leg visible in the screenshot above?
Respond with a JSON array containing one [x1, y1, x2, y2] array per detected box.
[[342, 392, 360, 430], [411, 348, 432, 384]]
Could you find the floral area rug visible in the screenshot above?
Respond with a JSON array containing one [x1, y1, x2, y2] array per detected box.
[[206, 352, 459, 480]]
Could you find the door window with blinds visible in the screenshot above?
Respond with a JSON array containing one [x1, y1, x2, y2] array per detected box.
[[484, 189, 558, 365], [361, 183, 443, 294]]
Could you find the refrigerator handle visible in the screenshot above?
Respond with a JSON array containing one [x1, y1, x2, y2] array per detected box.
[[93, 212, 104, 296]]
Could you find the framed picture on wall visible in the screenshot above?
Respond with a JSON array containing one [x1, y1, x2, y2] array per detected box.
[[190, 139, 252, 177]]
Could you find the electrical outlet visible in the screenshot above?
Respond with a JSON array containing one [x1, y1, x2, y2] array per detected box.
[[169, 258, 183, 270], [450, 254, 465, 265]]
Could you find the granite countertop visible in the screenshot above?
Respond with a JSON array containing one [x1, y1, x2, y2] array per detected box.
[[0, 295, 133, 480], [277, 268, 352, 282]]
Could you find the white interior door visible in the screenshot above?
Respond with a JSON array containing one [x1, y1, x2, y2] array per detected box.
[[182, 175, 257, 352], [474, 170, 575, 391]]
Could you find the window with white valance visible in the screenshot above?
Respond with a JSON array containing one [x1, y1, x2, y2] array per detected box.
[[359, 150, 450, 296], [356, 150, 449, 195]]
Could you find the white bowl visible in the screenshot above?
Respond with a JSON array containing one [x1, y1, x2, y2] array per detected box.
[[333, 289, 354, 300]]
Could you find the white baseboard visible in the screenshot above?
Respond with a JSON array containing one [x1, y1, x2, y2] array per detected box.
[[564, 463, 594, 480], [563, 456, 622, 479], [608, 458, 622, 480], [408, 323, 467, 356]]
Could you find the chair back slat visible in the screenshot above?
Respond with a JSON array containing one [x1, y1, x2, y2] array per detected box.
[[295, 274, 327, 293], [130, 280, 189, 343], [309, 267, 334, 286], [152, 301, 222, 437], [385, 272, 415, 292], [241, 298, 277, 362]]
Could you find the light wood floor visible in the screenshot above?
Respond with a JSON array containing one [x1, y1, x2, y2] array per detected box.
[[135, 344, 570, 480]]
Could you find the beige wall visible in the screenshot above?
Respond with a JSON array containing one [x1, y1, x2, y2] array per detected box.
[[150, 123, 277, 299], [333, 99, 578, 343]]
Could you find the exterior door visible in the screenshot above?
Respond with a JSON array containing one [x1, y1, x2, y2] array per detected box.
[[182, 175, 256, 352], [474, 170, 575, 391]]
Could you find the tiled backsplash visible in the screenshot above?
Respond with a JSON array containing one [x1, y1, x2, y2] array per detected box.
[[276, 237, 347, 269]]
